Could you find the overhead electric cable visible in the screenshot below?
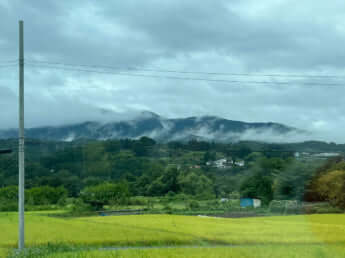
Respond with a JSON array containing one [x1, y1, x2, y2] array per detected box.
[[25, 63, 345, 86], [25, 59, 345, 79]]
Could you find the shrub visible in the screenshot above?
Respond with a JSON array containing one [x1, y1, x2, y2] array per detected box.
[[0, 186, 18, 203], [221, 199, 241, 211], [26, 186, 67, 205], [0, 202, 17, 212], [81, 182, 130, 210], [166, 191, 176, 200], [0, 185, 67, 210], [163, 204, 173, 214], [174, 193, 188, 201], [71, 198, 93, 212], [128, 196, 147, 205], [188, 200, 200, 210], [302, 202, 343, 214], [229, 191, 240, 199]]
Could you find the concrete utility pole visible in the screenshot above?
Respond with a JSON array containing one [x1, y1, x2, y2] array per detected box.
[[18, 20, 25, 250]]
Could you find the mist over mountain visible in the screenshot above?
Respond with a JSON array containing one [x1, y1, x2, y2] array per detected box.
[[0, 112, 307, 143]]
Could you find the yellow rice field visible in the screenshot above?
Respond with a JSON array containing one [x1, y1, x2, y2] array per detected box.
[[1, 212, 345, 257]]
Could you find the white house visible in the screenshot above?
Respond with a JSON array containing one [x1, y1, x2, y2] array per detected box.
[[234, 160, 245, 167], [206, 158, 245, 169], [213, 158, 228, 169]]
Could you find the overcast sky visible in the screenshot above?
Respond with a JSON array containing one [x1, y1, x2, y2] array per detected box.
[[1, 0, 345, 142]]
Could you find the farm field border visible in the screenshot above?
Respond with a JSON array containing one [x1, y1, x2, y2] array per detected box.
[[7, 243, 345, 258], [44, 245, 345, 258]]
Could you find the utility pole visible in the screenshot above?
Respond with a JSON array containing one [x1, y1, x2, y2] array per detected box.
[[18, 20, 25, 250]]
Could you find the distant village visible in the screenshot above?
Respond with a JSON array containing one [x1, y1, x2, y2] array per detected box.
[[206, 158, 245, 169], [186, 151, 341, 171]]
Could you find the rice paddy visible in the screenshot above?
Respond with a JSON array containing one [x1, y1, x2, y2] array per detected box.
[[1, 212, 345, 257]]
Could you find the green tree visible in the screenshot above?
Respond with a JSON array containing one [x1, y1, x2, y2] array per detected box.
[[81, 182, 130, 209], [274, 161, 318, 201], [203, 151, 216, 164], [315, 170, 345, 209], [178, 172, 214, 198], [240, 173, 273, 205], [133, 137, 156, 156]]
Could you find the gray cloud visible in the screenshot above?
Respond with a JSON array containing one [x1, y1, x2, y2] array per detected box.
[[1, 0, 345, 142]]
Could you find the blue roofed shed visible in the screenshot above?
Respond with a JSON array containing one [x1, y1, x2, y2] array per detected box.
[[240, 198, 253, 207], [240, 198, 261, 208]]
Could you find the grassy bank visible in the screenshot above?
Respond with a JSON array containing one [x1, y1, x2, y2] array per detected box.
[[39, 244, 345, 258]]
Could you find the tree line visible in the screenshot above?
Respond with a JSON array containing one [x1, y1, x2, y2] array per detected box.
[[0, 137, 344, 210]]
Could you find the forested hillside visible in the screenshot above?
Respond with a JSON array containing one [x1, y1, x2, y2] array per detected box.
[[1, 137, 344, 211]]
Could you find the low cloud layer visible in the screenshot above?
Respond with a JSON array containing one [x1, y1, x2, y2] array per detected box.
[[1, 0, 345, 143]]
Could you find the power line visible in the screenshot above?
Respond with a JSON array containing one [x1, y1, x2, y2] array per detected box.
[[25, 63, 345, 86], [25, 59, 345, 79]]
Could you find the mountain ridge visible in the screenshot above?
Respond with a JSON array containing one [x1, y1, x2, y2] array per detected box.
[[0, 112, 306, 143]]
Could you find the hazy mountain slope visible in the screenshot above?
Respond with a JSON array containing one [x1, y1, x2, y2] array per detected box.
[[0, 112, 303, 143]]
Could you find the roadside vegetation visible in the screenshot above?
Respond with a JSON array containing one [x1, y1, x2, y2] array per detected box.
[[19, 244, 345, 258]]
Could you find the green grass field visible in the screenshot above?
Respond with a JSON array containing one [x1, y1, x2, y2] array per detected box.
[[1, 212, 345, 257]]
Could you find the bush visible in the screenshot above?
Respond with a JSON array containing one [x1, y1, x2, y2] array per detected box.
[[221, 199, 241, 211], [26, 205, 58, 211], [0, 186, 17, 210], [315, 206, 343, 214], [0, 186, 18, 203], [0, 185, 67, 210], [71, 198, 93, 212], [26, 186, 67, 205], [0, 202, 17, 212], [174, 193, 188, 201], [146, 199, 154, 210], [229, 191, 240, 199], [165, 191, 176, 201], [188, 200, 200, 210], [81, 182, 130, 210], [207, 200, 219, 207], [302, 202, 343, 214], [158, 197, 170, 204], [163, 204, 173, 213], [128, 196, 148, 206]]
